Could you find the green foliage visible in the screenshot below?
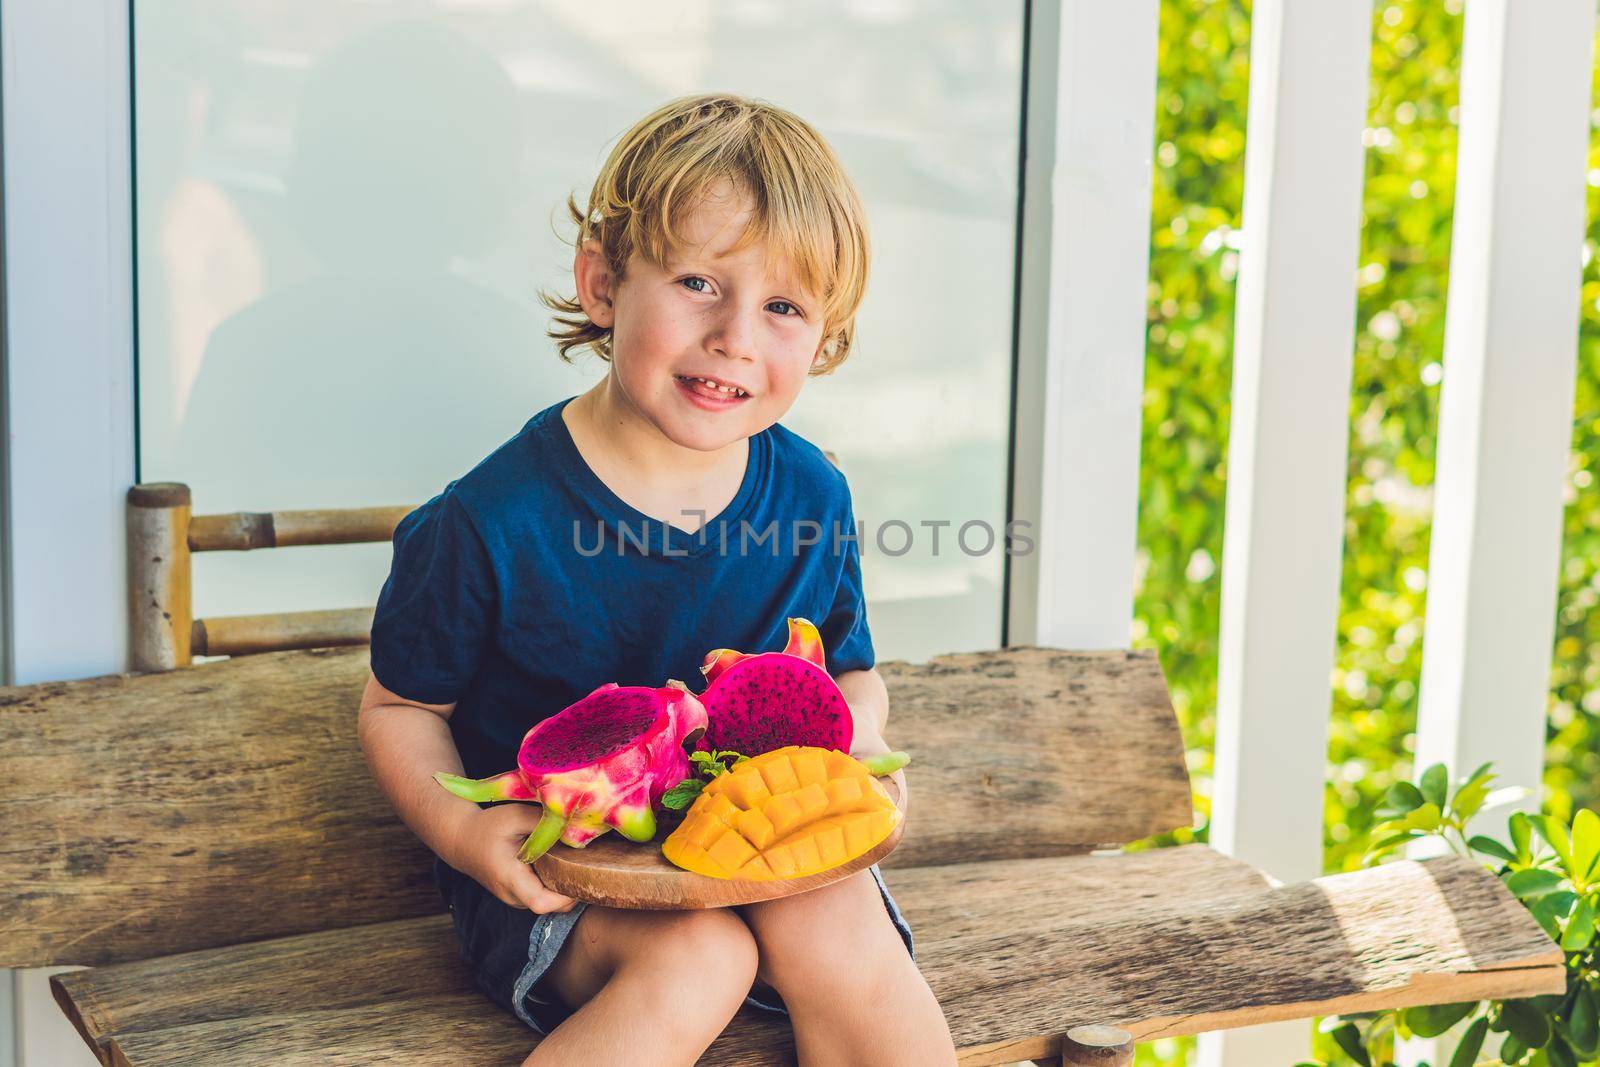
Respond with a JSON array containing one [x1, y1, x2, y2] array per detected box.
[[1303, 761, 1598, 1067], [659, 750, 748, 811], [1129, 0, 1600, 1063]]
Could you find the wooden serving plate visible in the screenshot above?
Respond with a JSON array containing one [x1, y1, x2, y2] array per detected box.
[[532, 776, 906, 909]]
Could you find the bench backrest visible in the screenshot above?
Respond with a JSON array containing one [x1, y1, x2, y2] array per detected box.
[[1, 643, 1191, 967]]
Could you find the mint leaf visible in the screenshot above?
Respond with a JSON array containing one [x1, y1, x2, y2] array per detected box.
[[661, 779, 704, 811]]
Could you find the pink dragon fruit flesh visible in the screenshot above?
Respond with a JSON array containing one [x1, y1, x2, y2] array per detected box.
[[433, 680, 708, 863], [696, 617, 853, 757]]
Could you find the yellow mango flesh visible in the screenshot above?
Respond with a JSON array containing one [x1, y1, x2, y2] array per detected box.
[[661, 745, 901, 880]]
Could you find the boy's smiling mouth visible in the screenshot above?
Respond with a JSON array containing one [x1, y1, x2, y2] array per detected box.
[[675, 374, 752, 408]]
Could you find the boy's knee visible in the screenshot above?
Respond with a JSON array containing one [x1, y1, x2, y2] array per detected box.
[[615, 909, 759, 1035], [678, 908, 759, 969], [749, 883, 907, 1003], [631, 908, 759, 991], [762, 935, 905, 1013]]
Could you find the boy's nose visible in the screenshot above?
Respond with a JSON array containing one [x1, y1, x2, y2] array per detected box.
[[707, 305, 760, 362]]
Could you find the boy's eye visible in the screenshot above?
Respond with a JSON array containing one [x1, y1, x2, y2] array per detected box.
[[678, 276, 802, 318]]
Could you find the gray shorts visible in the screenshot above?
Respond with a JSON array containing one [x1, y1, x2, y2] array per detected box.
[[435, 857, 916, 1035]]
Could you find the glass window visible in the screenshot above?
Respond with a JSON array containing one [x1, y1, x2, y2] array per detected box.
[[134, 0, 1023, 663]]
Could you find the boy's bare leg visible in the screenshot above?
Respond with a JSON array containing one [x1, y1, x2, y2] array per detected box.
[[522, 904, 759, 1067], [738, 870, 956, 1067]]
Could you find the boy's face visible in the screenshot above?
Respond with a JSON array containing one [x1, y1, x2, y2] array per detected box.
[[575, 182, 827, 453]]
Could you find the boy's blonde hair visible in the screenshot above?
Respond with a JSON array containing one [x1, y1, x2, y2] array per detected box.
[[543, 93, 870, 375]]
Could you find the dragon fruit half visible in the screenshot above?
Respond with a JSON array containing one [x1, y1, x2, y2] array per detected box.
[[433, 681, 708, 863], [696, 617, 853, 756]]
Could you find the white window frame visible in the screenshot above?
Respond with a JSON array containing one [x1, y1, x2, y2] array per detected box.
[[1007, 0, 1159, 652], [2, 0, 136, 1063]]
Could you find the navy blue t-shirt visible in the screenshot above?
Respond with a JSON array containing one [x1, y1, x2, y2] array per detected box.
[[369, 395, 874, 888]]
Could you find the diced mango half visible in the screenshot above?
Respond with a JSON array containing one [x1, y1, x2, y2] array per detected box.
[[661, 745, 903, 881]]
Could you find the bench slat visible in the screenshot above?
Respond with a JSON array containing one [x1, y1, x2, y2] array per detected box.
[[1, 646, 440, 968], [5, 645, 1191, 967], [107, 995, 525, 1067], [50, 845, 1561, 1066]]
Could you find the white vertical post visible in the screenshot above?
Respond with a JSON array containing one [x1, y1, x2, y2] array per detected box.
[[1007, 0, 1159, 652], [1401, 2, 1595, 1064], [1, 0, 136, 1063], [1203, 1, 1370, 1065]]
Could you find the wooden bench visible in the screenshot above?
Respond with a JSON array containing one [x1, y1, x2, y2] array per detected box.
[[0, 484, 1565, 1065]]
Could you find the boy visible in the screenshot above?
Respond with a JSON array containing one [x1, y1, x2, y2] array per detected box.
[[359, 93, 956, 1065]]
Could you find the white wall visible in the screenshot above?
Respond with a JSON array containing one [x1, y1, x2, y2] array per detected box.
[[2, 0, 137, 1062]]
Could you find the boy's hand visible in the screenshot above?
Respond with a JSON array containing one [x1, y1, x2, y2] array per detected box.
[[851, 728, 908, 811], [454, 804, 580, 914]]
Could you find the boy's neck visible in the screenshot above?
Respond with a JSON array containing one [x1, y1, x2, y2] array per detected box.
[[564, 377, 749, 533]]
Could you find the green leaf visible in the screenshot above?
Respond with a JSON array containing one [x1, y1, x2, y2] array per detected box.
[[1364, 831, 1420, 865], [1468, 835, 1518, 863], [1533, 816, 1574, 869], [1451, 777, 1492, 823], [1506, 867, 1568, 901], [1503, 998, 1552, 1049], [1448, 1016, 1489, 1067], [1502, 1032, 1529, 1064], [1563, 985, 1598, 1056], [1546, 1033, 1576, 1067], [1330, 1021, 1371, 1067], [1560, 897, 1596, 951], [1570, 809, 1600, 883], [1419, 763, 1449, 809], [1531, 993, 1567, 1014], [1478, 785, 1535, 819], [1529, 894, 1574, 941], [1407, 1001, 1479, 1038], [1384, 780, 1427, 815], [1512, 812, 1534, 862], [1378, 803, 1442, 835], [660, 779, 703, 811]]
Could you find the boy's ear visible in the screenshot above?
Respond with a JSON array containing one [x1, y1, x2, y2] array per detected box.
[[574, 239, 616, 329], [813, 332, 838, 366]]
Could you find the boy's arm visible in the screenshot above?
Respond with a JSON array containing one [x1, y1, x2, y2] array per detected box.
[[836, 667, 889, 752], [356, 671, 480, 871], [838, 668, 889, 751], [359, 670, 576, 914], [837, 667, 908, 806]]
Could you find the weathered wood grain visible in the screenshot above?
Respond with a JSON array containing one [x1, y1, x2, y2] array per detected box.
[[50, 915, 469, 1061], [191, 607, 375, 657], [534, 775, 905, 908], [49, 845, 1562, 1067], [3, 644, 1191, 966], [1062, 1025, 1134, 1067], [1, 646, 440, 968], [126, 483, 192, 672], [874, 646, 1194, 868], [186, 504, 411, 552], [107, 994, 528, 1067]]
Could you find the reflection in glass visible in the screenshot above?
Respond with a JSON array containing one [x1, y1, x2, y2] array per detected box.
[[134, 0, 1023, 663]]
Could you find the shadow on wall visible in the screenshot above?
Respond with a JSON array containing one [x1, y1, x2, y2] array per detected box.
[[173, 20, 548, 506]]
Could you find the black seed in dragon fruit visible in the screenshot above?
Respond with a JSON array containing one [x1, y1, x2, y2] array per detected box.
[[695, 617, 853, 756]]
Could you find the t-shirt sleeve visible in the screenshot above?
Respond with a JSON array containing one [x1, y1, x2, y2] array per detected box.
[[369, 490, 498, 705], [820, 498, 875, 676]]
